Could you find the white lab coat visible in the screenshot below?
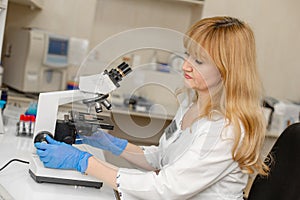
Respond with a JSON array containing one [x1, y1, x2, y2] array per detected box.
[[116, 99, 248, 200]]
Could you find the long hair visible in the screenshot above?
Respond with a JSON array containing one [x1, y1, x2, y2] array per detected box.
[[184, 16, 269, 175]]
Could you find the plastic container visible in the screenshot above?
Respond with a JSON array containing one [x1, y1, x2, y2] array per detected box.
[[29, 115, 36, 136], [17, 114, 26, 136]]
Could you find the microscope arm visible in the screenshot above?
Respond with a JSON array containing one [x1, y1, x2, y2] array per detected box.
[[33, 90, 96, 140]]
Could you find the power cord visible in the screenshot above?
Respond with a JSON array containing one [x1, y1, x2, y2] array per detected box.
[[0, 159, 29, 171]]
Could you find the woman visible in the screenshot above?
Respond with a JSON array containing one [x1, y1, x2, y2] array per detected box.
[[35, 16, 269, 199]]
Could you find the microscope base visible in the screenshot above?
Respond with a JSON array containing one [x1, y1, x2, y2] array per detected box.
[[29, 169, 102, 188], [29, 155, 102, 189]]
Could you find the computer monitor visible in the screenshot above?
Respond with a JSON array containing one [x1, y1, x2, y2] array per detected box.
[[43, 34, 69, 67]]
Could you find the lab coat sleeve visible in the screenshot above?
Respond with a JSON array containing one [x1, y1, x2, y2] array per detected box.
[[140, 145, 161, 170], [116, 126, 242, 200]]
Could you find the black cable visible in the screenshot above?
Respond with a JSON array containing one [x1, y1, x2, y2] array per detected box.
[[0, 159, 30, 171]]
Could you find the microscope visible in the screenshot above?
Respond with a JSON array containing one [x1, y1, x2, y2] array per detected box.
[[29, 62, 132, 188]]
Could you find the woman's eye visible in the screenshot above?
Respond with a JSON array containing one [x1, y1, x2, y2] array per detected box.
[[184, 51, 190, 56], [195, 59, 203, 65]]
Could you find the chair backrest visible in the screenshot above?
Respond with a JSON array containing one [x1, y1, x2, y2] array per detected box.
[[247, 123, 300, 200]]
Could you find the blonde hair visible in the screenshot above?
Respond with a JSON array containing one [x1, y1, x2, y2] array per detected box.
[[184, 16, 269, 175]]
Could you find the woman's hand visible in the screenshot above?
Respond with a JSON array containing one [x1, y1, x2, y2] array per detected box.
[[76, 130, 128, 156], [35, 135, 92, 173]]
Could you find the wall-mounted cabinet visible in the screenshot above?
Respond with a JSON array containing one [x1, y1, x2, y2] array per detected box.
[[165, 0, 204, 5], [171, 0, 205, 25], [8, 0, 43, 9]]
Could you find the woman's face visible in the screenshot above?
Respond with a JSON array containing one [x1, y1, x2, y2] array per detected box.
[[182, 54, 221, 93]]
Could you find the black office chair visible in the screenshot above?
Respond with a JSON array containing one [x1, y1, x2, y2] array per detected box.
[[247, 123, 300, 200]]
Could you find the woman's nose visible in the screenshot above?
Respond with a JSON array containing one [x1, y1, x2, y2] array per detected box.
[[182, 60, 193, 72]]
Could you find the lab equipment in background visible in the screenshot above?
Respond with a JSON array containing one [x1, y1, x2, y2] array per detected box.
[[66, 37, 89, 89], [168, 52, 185, 73], [66, 80, 79, 90], [123, 94, 152, 112], [149, 50, 158, 70], [156, 62, 170, 73], [263, 96, 279, 130], [2, 27, 70, 93], [29, 62, 132, 188], [269, 100, 300, 136]]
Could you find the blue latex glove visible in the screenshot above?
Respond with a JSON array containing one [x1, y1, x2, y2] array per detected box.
[[35, 135, 92, 173], [76, 130, 128, 156]]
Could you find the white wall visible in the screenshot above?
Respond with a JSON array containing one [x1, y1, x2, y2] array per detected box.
[[90, 0, 202, 48], [203, 0, 300, 102]]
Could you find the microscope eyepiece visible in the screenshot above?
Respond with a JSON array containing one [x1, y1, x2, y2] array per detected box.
[[106, 62, 132, 85], [117, 62, 132, 76]]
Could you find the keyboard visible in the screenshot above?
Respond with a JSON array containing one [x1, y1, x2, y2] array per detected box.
[[0, 184, 14, 200]]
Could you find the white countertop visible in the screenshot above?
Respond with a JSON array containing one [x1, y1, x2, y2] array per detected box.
[[0, 120, 116, 200]]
